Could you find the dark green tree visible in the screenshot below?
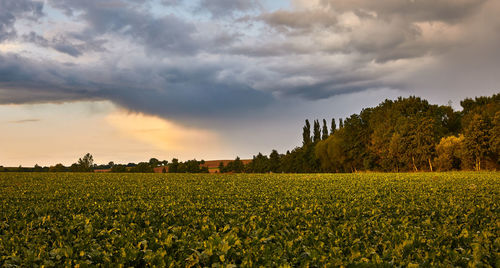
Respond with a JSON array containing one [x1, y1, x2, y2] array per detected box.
[[269, 150, 281, 173], [111, 165, 127, 173], [168, 158, 179, 173], [50, 163, 67, 172], [491, 111, 500, 165], [247, 153, 269, 173], [76, 153, 94, 172], [313, 120, 321, 143], [322, 119, 329, 140], [233, 157, 244, 173], [149, 158, 160, 167], [330, 118, 336, 135], [464, 114, 491, 171], [33, 164, 43, 172], [302, 120, 312, 146], [131, 162, 154, 173], [218, 162, 225, 173]]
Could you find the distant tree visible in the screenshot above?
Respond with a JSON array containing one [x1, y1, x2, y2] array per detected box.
[[463, 114, 491, 171], [111, 165, 127, 173], [315, 130, 346, 173], [434, 135, 465, 171], [33, 164, 43, 172], [233, 157, 244, 173], [414, 117, 438, 171], [313, 120, 321, 143], [108, 161, 114, 168], [388, 133, 402, 172], [218, 161, 225, 173], [69, 163, 79, 172], [491, 112, 500, 166], [396, 117, 437, 172], [131, 162, 154, 173], [322, 119, 329, 140], [269, 150, 281, 173], [50, 163, 67, 172], [302, 120, 312, 146], [247, 153, 269, 173], [168, 158, 179, 173], [339, 118, 344, 129], [330, 118, 336, 135], [76, 153, 94, 172], [149, 158, 160, 167], [184, 160, 201, 173]]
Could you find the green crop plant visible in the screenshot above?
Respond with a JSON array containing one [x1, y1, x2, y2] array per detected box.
[[0, 172, 498, 266]]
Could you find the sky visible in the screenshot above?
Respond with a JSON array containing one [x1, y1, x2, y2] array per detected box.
[[0, 0, 499, 166]]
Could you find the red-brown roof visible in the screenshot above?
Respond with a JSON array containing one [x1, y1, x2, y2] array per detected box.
[[201, 160, 252, 168]]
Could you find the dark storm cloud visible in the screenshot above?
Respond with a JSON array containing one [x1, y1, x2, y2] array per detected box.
[[276, 76, 389, 100], [0, 0, 43, 42], [0, 52, 273, 118], [0, 53, 104, 103], [1, 0, 499, 121]]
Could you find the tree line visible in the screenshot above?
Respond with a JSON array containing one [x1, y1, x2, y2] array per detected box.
[[0, 153, 96, 173], [0, 156, 211, 173], [219, 94, 499, 173], [1, 94, 498, 173]]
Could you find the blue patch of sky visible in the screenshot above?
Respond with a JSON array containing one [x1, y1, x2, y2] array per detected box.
[[261, 0, 291, 11], [149, 0, 206, 20], [148, 0, 291, 20]]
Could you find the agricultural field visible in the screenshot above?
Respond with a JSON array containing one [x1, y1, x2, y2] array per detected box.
[[0, 172, 499, 267]]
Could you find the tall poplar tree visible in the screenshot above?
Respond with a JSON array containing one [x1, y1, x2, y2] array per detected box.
[[322, 119, 329, 140], [313, 120, 321, 143], [302, 120, 312, 146], [330, 118, 336, 135]]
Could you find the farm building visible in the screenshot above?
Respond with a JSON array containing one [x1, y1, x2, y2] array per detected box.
[[200, 160, 252, 173]]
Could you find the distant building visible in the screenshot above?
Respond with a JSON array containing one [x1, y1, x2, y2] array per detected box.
[[200, 160, 252, 173], [153, 166, 168, 173], [94, 169, 111, 173]]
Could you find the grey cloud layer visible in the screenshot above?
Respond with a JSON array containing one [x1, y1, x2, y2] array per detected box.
[[0, 0, 43, 42], [319, 0, 486, 23], [197, 0, 260, 18], [23, 31, 107, 57], [0, 0, 499, 121], [48, 0, 199, 55]]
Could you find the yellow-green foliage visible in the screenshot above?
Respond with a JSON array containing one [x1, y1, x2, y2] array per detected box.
[[0, 172, 499, 266]]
